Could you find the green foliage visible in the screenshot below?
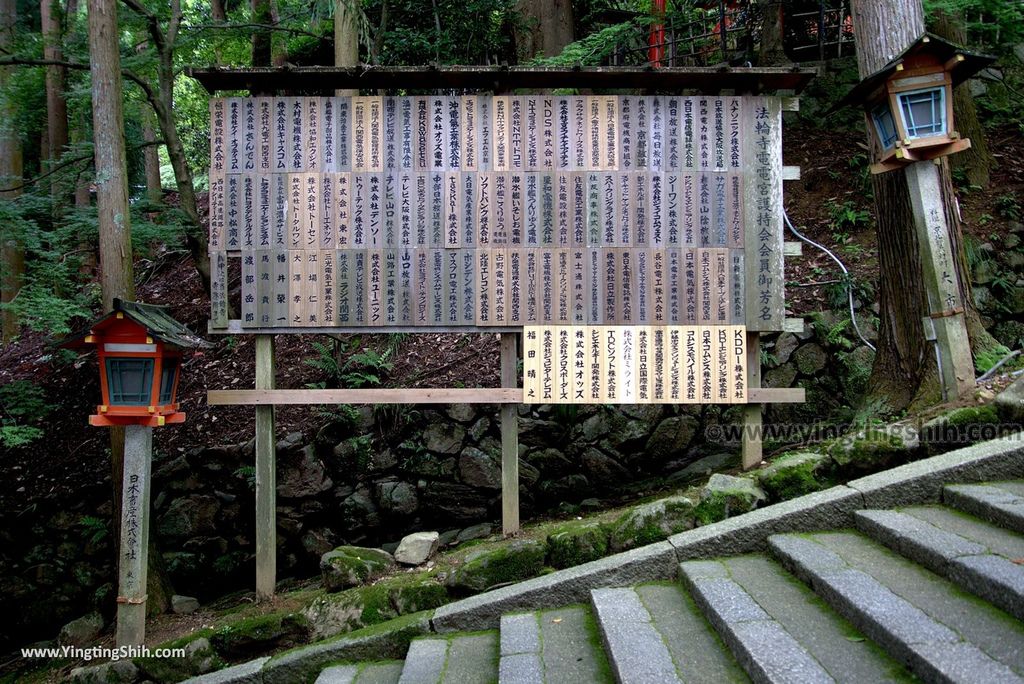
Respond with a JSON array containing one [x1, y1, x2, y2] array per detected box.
[[234, 465, 257, 490], [974, 344, 1012, 374], [0, 380, 53, 449], [305, 339, 394, 389], [925, 0, 1024, 52], [823, 272, 874, 313], [826, 200, 872, 232], [995, 193, 1021, 221], [531, 22, 642, 67], [77, 516, 110, 546]]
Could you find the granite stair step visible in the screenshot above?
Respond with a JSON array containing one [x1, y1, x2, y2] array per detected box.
[[944, 482, 1024, 533], [317, 661, 405, 684], [682, 556, 884, 684], [855, 506, 1024, 620], [634, 583, 747, 684], [769, 531, 1024, 683], [590, 587, 684, 684], [498, 605, 610, 683], [399, 634, 497, 684]]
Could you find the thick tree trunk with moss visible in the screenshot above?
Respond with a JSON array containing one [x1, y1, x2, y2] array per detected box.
[[853, 0, 993, 410], [758, 1, 788, 66], [514, 0, 574, 62], [0, 0, 24, 344], [251, 0, 272, 67]]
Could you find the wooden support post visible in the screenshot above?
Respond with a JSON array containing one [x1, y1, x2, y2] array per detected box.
[[905, 161, 975, 400], [742, 331, 763, 471], [255, 335, 277, 601], [500, 333, 520, 536], [115, 424, 152, 647]]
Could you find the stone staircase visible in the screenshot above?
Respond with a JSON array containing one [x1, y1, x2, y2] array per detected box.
[[310, 480, 1024, 683]]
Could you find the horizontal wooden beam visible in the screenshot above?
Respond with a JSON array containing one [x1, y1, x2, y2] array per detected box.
[[208, 388, 523, 405], [185, 65, 818, 95], [210, 322, 521, 335], [208, 387, 805, 406], [782, 166, 801, 181], [781, 96, 800, 112], [783, 241, 803, 257]]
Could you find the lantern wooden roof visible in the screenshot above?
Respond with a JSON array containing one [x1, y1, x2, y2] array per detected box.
[[61, 299, 211, 350], [835, 33, 995, 111]]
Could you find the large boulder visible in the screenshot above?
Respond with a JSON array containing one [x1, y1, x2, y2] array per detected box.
[[423, 423, 465, 455], [996, 374, 1024, 423], [69, 660, 139, 684], [546, 522, 609, 569], [394, 532, 441, 566], [459, 448, 503, 489], [645, 416, 700, 461], [320, 546, 395, 592], [58, 612, 104, 647], [608, 495, 696, 552], [793, 343, 828, 375], [377, 481, 419, 516], [828, 428, 912, 474], [157, 494, 219, 540], [445, 539, 546, 594], [209, 615, 308, 660], [757, 452, 831, 502], [277, 445, 333, 499], [696, 474, 767, 524], [171, 595, 200, 615], [773, 332, 799, 364], [580, 448, 630, 486]]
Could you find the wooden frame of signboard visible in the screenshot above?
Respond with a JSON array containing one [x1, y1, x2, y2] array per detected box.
[[198, 74, 807, 600]]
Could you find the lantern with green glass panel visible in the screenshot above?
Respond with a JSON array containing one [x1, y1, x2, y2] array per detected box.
[[837, 34, 994, 174], [61, 299, 210, 427]]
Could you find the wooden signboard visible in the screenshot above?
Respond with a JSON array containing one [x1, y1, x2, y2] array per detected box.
[[208, 95, 787, 403]]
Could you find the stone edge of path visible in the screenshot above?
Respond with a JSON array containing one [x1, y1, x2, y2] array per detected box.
[[184, 433, 1024, 682]]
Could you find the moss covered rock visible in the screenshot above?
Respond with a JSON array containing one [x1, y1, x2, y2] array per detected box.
[[133, 633, 222, 683], [828, 428, 910, 474], [302, 584, 399, 640], [695, 474, 766, 525], [445, 540, 546, 594], [386, 574, 449, 615], [546, 522, 610, 569], [922, 405, 1003, 452], [608, 495, 696, 552], [320, 546, 395, 592], [209, 613, 310, 660], [757, 451, 831, 502]]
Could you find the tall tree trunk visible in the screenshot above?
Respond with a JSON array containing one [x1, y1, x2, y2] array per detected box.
[[142, 112, 162, 203], [251, 0, 272, 66], [335, 0, 359, 96], [270, 0, 287, 66], [42, 0, 69, 205], [514, 0, 574, 62], [0, 0, 24, 343], [210, 0, 225, 64], [929, 11, 994, 188], [87, 0, 134, 603], [853, 0, 989, 410], [758, 1, 788, 66]]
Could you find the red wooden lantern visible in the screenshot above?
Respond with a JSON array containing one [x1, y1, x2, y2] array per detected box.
[[61, 299, 211, 427]]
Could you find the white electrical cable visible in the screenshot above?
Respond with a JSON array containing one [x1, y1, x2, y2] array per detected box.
[[783, 209, 876, 351]]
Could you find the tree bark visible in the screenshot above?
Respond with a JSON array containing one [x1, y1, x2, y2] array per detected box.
[[758, 1, 788, 66], [270, 0, 286, 67], [928, 11, 994, 188], [853, 0, 988, 410], [142, 112, 162, 203], [0, 0, 25, 343], [210, 0, 225, 63], [123, 0, 210, 290], [251, 0, 272, 67], [43, 0, 69, 205], [335, 0, 359, 96], [513, 0, 574, 62]]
